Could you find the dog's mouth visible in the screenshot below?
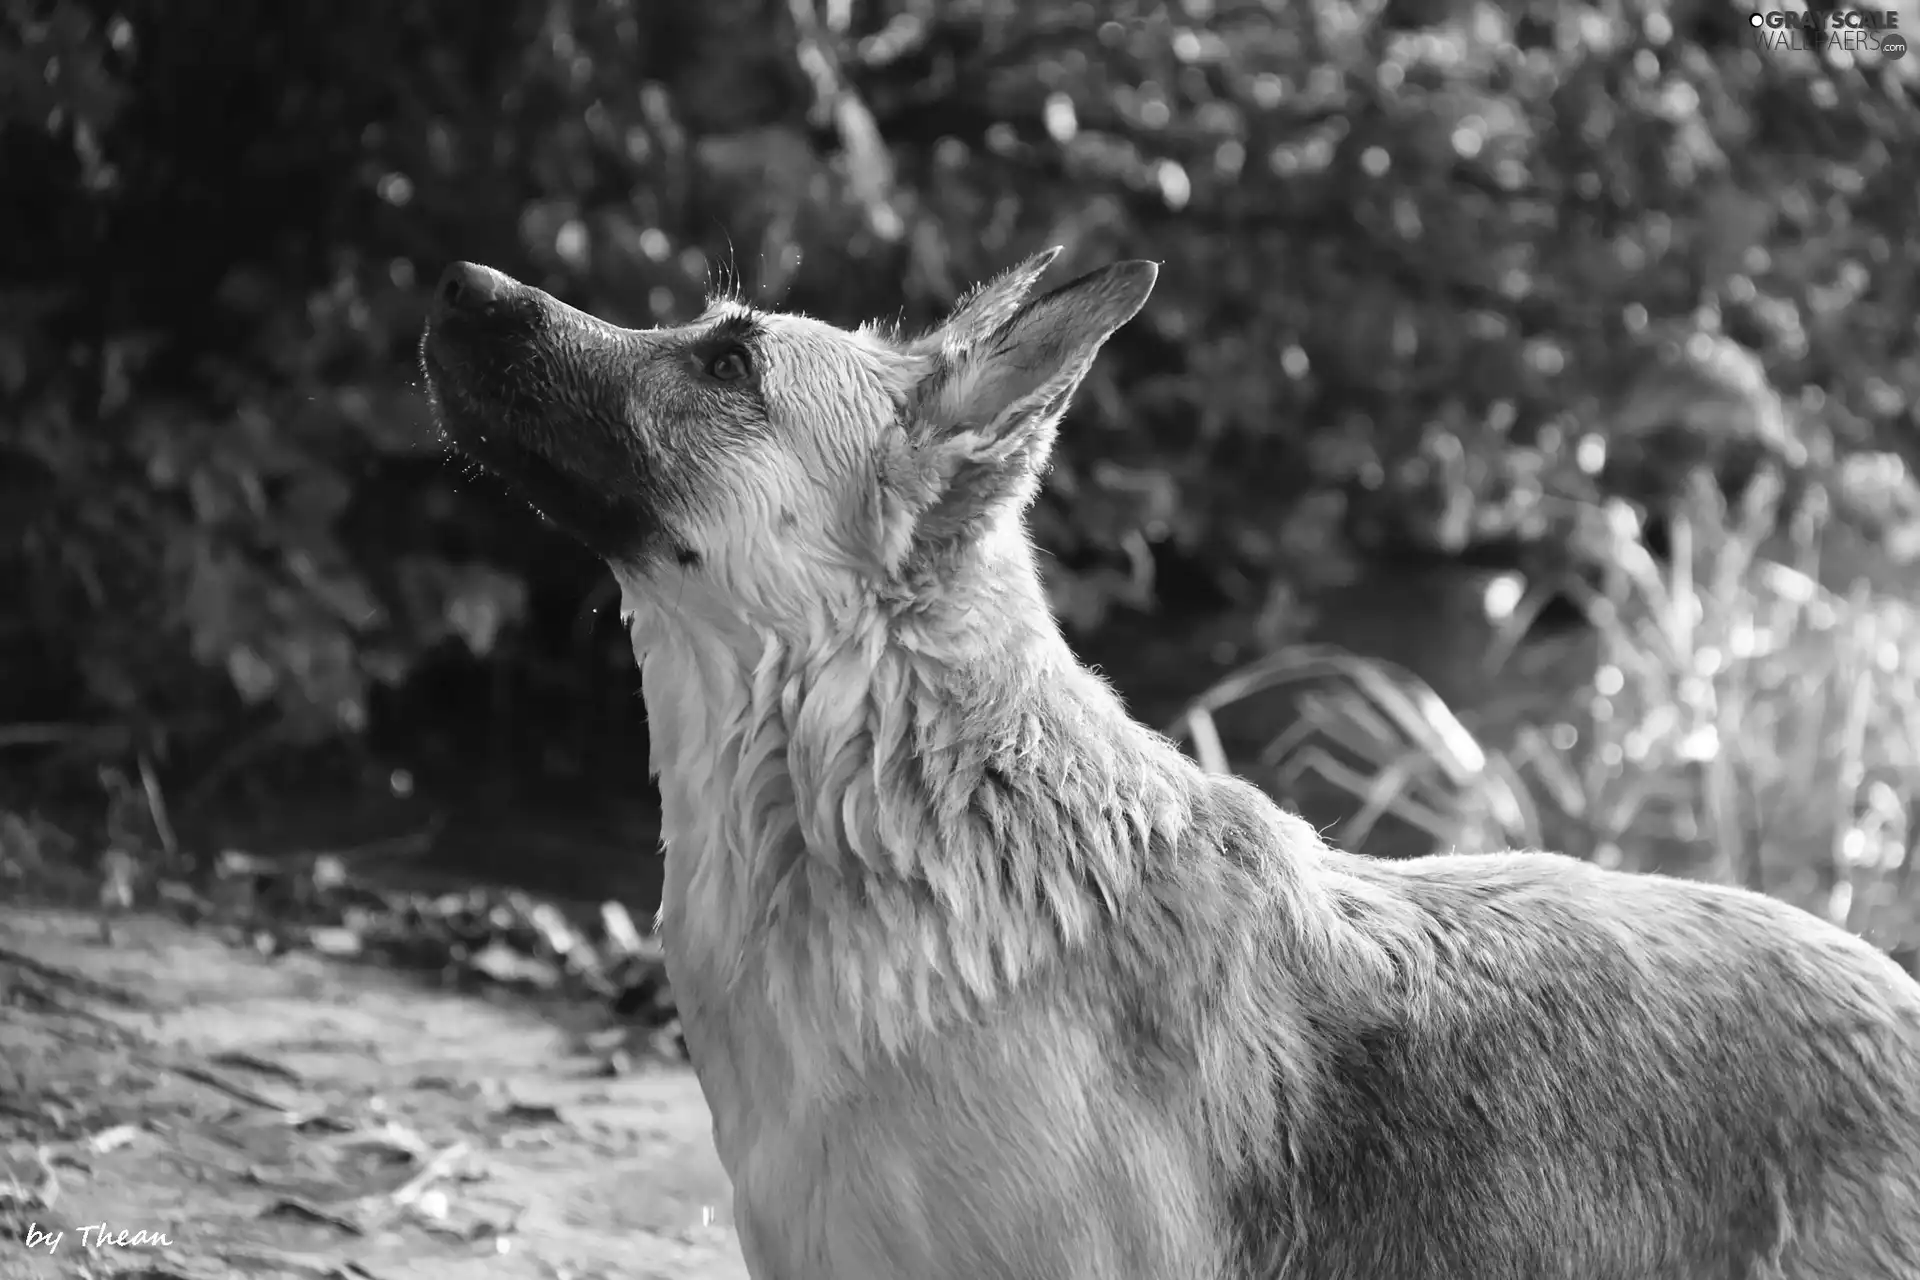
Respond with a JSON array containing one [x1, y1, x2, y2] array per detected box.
[[420, 263, 664, 557]]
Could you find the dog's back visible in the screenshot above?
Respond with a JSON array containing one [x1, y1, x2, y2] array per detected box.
[[1234, 840, 1920, 1278]]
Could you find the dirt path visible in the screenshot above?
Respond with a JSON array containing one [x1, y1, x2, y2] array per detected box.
[[0, 904, 747, 1280]]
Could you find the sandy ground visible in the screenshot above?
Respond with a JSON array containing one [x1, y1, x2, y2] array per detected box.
[[0, 905, 748, 1280]]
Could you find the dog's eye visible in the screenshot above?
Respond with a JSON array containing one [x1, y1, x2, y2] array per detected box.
[[706, 347, 752, 383]]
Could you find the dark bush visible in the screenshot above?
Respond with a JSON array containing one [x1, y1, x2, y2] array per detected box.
[[4, 0, 1917, 818]]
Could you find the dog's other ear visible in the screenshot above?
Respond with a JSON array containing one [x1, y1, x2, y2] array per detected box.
[[905, 260, 1158, 552], [923, 246, 1064, 354]]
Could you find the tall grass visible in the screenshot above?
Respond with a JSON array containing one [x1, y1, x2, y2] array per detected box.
[[1173, 470, 1920, 950]]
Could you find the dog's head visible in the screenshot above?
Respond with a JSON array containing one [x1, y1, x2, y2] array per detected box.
[[420, 250, 1156, 639]]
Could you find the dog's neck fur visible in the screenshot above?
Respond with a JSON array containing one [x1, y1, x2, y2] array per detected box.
[[629, 530, 1221, 1087], [625, 519, 1430, 1198]]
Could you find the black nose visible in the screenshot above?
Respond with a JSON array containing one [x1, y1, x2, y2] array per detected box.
[[433, 261, 514, 319]]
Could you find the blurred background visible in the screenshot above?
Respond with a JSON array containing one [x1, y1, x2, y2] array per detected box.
[[5, 0, 1920, 970]]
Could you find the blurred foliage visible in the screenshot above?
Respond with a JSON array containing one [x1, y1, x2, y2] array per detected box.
[[1177, 475, 1920, 954], [4, 0, 1920, 798]]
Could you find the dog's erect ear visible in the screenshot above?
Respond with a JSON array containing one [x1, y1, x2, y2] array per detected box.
[[923, 247, 1064, 354], [898, 260, 1158, 555]]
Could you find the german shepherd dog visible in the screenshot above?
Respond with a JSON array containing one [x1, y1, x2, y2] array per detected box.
[[421, 250, 1920, 1280]]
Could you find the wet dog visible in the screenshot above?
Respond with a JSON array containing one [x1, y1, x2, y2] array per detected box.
[[421, 251, 1920, 1279]]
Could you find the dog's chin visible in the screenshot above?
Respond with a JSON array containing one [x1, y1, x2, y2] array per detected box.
[[425, 383, 656, 564], [419, 329, 702, 572]]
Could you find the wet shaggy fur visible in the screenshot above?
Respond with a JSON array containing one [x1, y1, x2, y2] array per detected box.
[[420, 254, 1920, 1279]]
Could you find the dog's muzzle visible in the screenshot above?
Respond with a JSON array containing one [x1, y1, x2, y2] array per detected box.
[[419, 262, 666, 557]]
